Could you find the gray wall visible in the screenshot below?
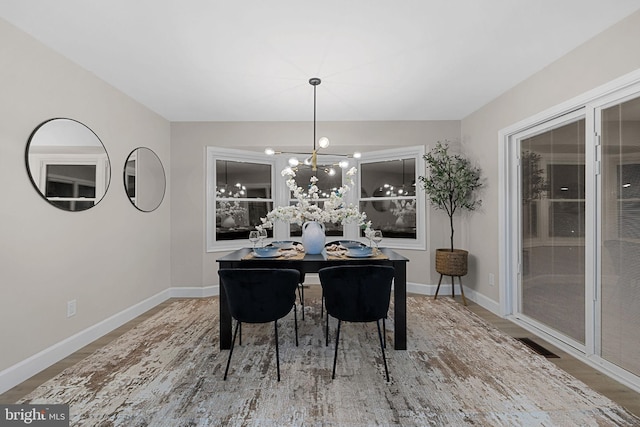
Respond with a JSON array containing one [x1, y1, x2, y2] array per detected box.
[[0, 18, 171, 372], [460, 9, 640, 303]]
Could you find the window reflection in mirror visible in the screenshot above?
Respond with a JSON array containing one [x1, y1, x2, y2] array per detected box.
[[46, 164, 97, 211], [124, 147, 166, 212], [360, 158, 417, 239], [26, 118, 110, 212]]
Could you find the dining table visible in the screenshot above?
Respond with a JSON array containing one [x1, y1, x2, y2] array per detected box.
[[216, 247, 409, 350]]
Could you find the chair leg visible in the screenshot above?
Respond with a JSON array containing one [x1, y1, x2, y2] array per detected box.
[[223, 320, 240, 380], [293, 303, 299, 347], [332, 319, 341, 379], [377, 319, 390, 382], [239, 322, 242, 346], [325, 311, 329, 346], [321, 292, 324, 318], [298, 284, 305, 320], [434, 274, 444, 300], [382, 317, 386, 349], [274, 320, 280, 382]]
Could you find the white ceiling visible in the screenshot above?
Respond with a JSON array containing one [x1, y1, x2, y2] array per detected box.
[[2, 1, 640, 122]]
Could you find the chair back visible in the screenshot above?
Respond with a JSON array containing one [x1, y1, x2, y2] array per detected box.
[[218, 268, 300, 323], [319, 265, 394, 323]]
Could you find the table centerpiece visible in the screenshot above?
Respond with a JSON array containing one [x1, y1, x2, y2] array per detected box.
[[256, 166, 372, 254]]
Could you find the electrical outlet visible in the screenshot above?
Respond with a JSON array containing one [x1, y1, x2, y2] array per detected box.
[[67, 300, 77, 317], [488, 273, 495, 286]]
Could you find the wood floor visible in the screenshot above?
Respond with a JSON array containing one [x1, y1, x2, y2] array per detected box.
[[2, 289, 639, 419], [464, 298, 640, 418]]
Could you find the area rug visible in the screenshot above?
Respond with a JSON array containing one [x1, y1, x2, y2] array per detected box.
[[17, 292, 640, 426]]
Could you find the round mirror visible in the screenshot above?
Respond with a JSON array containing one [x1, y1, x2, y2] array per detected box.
[[124, 147, 166, 212], [25, 118, 111, 212]]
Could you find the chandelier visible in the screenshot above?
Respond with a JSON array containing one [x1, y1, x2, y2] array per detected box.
[[217, 160, 246, 198], [264, 78, 360, 175]]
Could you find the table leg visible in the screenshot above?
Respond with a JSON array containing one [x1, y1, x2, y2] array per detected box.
[[219, 273, 232, 350], [393, 261, 407, 350]]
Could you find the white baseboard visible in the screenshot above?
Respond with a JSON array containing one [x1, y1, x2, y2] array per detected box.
[[0, 280, 500, 395], [0, 289, 171, 395], [169, 285, 219, 298], [406, 281, 501, 315]]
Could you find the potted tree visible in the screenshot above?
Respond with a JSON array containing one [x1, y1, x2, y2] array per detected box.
[[419, 141, 482, 303]]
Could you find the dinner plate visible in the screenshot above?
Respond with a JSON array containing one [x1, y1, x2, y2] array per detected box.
[[252, 251, 281, 258], [339, 240, 363, 248], [346, 252, 374, 258], [271, 240, 295, 249]]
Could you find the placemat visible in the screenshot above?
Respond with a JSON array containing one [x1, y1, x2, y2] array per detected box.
[[325, 250, 388, 260], [242, 249, 306, 261]]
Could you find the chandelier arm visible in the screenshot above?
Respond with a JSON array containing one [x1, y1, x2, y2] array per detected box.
[[278, 150, 347, 157]]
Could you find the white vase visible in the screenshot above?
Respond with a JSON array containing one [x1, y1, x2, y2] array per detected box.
[[302, 221, 326, 254], [395, 216, 405, 227], [221, 216, 236, 228]]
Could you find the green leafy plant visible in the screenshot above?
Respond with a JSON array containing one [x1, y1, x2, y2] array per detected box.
[[520, 150, 547, 203], [418, 141, 482, 251]]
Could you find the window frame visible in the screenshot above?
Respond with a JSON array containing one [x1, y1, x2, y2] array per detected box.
[[206, 145, 426, 252], [206, 147, 276, 252], [357, 146, 426, 250], [27, 152, 109, 211]]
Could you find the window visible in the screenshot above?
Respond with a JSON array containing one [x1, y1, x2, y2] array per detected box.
[[206, 146, 426, 251], [359, 147, 426, 249], [206, 148, 275, 251], [547, 164, 585, 238], [617, 163, 640, 239]]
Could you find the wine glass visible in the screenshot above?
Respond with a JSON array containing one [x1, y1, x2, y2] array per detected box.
[[371, 230, 383, 253], [249, 230, 259, 250], [258, 229, 268, 247]]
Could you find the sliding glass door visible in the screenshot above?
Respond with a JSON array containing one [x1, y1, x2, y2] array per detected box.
[[518, 116, 586, 346], [599, 95, 640, 377], [510, 85, 640, 389]]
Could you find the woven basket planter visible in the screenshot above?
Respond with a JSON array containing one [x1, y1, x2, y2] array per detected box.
[[435, 249, 468, 277]]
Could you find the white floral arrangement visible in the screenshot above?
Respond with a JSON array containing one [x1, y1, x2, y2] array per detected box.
[[216, 192, 247, 220], [391, 199, 416, 219], [256, 166, 372, 236]]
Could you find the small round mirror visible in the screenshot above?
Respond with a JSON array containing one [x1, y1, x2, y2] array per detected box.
[[25, 118, 111, 212], [124, 147, 166, 212]]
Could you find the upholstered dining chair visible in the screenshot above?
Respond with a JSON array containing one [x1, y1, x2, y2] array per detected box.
[[318, 265, 395, 382], [320, 240, 365, 320], [218, 268, 300, 381]]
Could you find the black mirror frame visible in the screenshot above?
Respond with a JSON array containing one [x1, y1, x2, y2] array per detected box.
[[123, 147, 166, 212], [25, 117, 111, 212]]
